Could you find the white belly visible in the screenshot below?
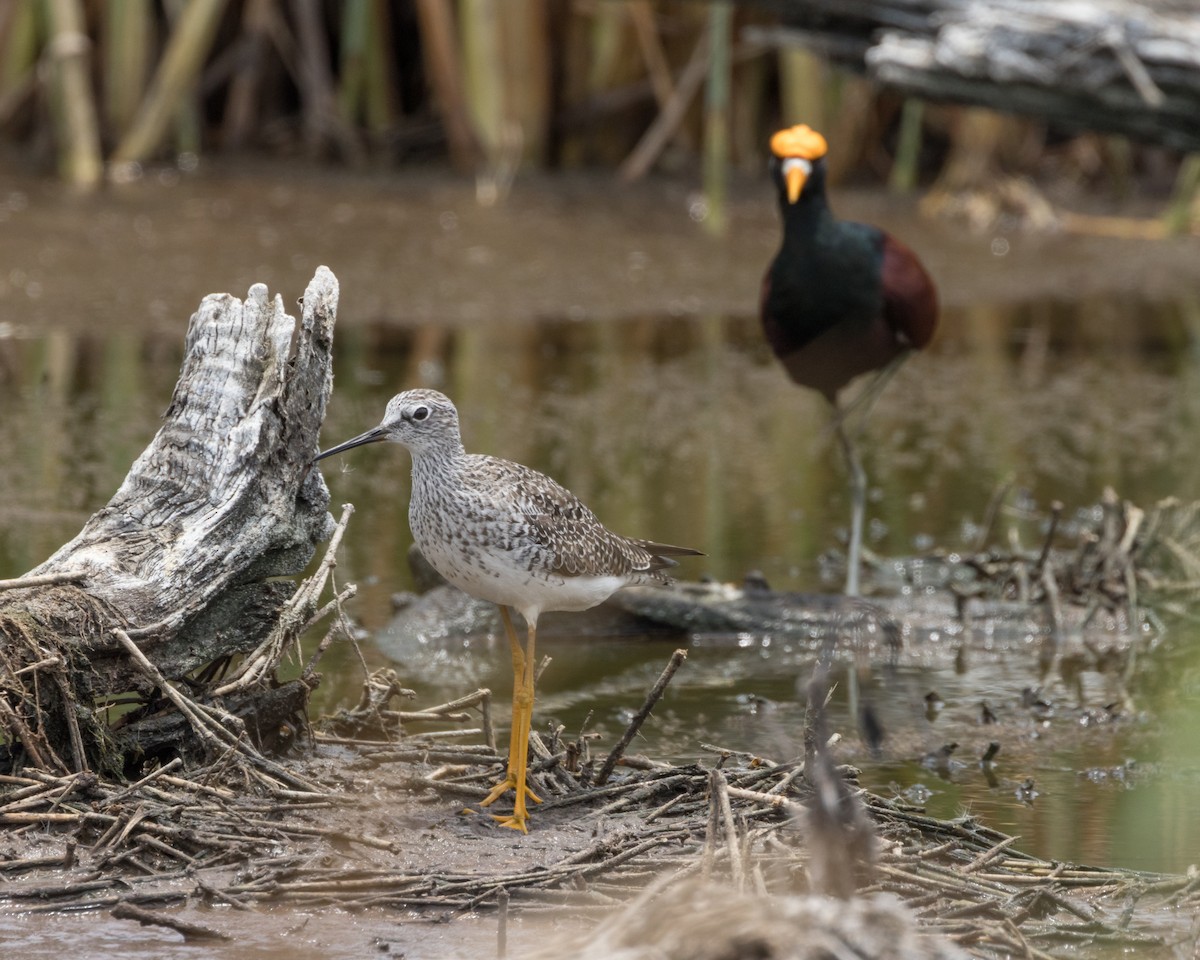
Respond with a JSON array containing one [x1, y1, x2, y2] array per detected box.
[[419, 537, 625, 623]]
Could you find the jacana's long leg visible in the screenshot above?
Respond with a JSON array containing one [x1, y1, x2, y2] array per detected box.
[[831, 353, 909, 598], [835, 416, 865, 598]]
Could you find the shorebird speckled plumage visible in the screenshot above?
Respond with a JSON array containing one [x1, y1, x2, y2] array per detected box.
[[315, 389, 702, 832]]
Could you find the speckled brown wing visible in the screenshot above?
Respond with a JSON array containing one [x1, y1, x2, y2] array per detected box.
[[517, 482, 662, 579], [474, 457, 696, 581], [538, 522, 663, 579]]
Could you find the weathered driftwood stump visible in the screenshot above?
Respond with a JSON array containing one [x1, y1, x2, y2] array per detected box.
[[0, 267, 340, 777]]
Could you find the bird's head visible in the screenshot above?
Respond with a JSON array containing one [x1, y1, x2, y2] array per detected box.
[[769, 124, 828, 205], [315, 388, 463, 462]]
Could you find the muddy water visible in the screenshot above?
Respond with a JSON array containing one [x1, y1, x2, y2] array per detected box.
[[3, 166, 1200, 953]]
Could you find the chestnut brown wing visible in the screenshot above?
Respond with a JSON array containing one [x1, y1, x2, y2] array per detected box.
[[880, 233, 938, 350]]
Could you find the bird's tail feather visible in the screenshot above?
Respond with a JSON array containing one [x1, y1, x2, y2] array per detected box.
[[639, 540, 705, 573], [643, 541, 705, 559]]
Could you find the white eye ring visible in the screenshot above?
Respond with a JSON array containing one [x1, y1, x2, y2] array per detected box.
[[410, 405, 430, 422]]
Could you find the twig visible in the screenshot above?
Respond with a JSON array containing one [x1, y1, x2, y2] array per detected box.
[[711, 769, 744, 890], [135, 833, 198, 866], [49, 670, 88, 772], [528, 731, 579, 795], [157, 774, 235, 801], [644, 792, 689, 822], [195, 880, 253, 911], [0, 697, 59, 771], [103, 758, 184, 806], [0, 781, 71, 815], [538, 770, 696, 811], [702, 773, 719, 881], [763, 762, 806, 796], [365, 748, 502, 766], [962, 834, 1022, 874], [417, 688, 495, 752], [0, 571, 86, 592], [112, 628, 232, 755], [1040, 563, 1065, 657], [700, 743, 773, 765], [13, 656, 64, 675], [111, 901, 230, 941], [619, 30, 709, 181], [218, 502, 355, 695], [112, 628, 324, 795], [415, 689, 494, 716], [0, 801, 83, 823], [300, 583, 359, 676], [724, 784, 803, 818], [596, 649, 687, 786]]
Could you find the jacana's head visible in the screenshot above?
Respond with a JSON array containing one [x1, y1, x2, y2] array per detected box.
[[769, 124, 829, 205], [315, 388, 464, 461]]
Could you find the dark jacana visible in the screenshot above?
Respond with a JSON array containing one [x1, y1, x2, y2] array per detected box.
[[761, 124, 939, 596]]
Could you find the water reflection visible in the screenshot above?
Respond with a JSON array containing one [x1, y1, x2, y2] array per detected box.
[[5, 298, 1199, 595], [5, 299, 1200, 615], [3, 298, 1200, 873]]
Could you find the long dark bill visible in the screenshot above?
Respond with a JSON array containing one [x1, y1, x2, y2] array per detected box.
[[314, 426, 388, 462]]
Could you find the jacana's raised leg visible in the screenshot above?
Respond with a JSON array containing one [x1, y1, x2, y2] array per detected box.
[[835, 417, 865, 598], [480, 607, 541, 829]]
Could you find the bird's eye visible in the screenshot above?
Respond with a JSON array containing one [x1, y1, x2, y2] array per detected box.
[[410, 405, 430, 422]]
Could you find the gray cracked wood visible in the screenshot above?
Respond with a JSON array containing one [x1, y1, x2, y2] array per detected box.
[[20, 267, 338, 683]]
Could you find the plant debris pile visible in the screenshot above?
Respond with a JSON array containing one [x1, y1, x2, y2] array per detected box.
[[1, 658, 1197, 958]]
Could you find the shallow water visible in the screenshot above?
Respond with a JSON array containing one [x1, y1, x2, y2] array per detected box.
[[3, 166, 1200, 918]]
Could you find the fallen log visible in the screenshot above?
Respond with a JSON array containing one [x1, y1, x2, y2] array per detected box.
[[746, 0, 1200, 153], [0, 267, 340, 775]]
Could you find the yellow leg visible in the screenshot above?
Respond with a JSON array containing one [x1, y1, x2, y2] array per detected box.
[[499, 607, 526, 777], [480, 607, 541, 831]]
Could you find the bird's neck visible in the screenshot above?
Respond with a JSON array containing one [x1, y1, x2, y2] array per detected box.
[[409, 443, 467, 495], [781, 190, 834, 243]]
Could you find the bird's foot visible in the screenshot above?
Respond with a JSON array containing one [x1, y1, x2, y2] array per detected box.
[[481, 772, 541, 832], [480, 773, 543, 809], [488, 783, 537, 833], [490, 811, 530, 833]]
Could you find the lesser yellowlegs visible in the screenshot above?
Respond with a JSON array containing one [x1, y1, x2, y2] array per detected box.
[[315, 388, 702, 832]]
